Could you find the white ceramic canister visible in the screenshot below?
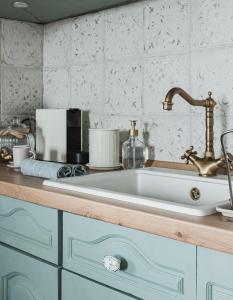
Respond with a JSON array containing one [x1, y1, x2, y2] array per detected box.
[[89, 129, 120, 167]]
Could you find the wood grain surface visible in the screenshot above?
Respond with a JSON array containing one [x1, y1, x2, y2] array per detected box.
[[0, 161, 233, 254]]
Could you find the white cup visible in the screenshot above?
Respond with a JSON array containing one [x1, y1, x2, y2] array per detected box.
[[89, 129, 120, 167], [13, 145, 35, 167]]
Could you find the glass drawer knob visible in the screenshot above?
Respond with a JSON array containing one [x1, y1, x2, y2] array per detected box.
[[103, 255, 121, 272]]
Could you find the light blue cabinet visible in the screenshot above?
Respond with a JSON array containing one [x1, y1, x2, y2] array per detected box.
[[197, 247, 233, 300], [2, 194, 233, 300], [62, 270, 139, 300], [0, 244, 59, 300], [63, 213, 196, 300], [0, 195, 59, 264]]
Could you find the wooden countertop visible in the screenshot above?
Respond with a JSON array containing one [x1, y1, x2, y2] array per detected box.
[[0, 163, 233, 255]]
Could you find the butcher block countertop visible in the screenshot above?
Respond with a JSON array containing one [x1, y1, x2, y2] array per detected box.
[[1, 163, 233, 255]]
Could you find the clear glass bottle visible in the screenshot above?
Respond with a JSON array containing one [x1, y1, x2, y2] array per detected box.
[[122, 120, 146, 169]]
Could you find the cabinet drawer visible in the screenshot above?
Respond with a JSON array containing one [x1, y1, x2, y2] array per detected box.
[[197, 247, 233, 300], [62, 270, 138, 300], [63, 213, 196, 300], [0, 244, 58, 300], [0, 195, 59, 264]]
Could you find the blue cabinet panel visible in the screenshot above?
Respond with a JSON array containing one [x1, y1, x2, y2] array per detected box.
[[62, 270, 139, 300], [63, 213, 196, 300], [0, 244, 58, 300], [197, 247, 233, 300], [0, 195, 59, 263]]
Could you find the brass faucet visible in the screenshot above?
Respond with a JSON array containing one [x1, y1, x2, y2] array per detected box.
[[162, 87, 230, 177]]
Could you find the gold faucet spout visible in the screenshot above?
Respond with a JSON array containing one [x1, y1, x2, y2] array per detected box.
[[162, 87, 228, 177], [163, 87, 207, 110]]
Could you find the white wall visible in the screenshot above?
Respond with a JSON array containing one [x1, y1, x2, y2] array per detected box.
[[43, 0, 233, 161], [0, 19, 43, 126]]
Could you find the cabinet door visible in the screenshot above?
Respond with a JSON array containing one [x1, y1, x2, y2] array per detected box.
[[197, 247, 233, 300], [62, 270, 139, 300], [63, 213, 196, 300], [0, 244, 58, 300], [0, 195, 59, 263]]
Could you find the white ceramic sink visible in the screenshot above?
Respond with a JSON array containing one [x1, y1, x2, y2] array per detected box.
[[43, 168, 230, 216]]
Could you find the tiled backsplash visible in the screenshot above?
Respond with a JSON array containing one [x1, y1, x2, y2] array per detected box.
[[0, 19, 43, 126], [2, 0, 233, 162], [43, 0, 233, 162]]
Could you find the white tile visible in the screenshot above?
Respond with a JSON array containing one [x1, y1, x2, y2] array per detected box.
[[145, 115, 191, 162], [1, 114, 34, 127], [191, 114, 233, 158], [43, 67, 71, 108], [104, 115, 141, 130], [191, 0, 233, 50], [144, 0, 189, 56], [44, 19, 71, 67], [105, 3, 143, 60], [71, 63, 104, 113], [1, 19, 42, 67], [1, 67, 42, 115], [72, 12, 104, 64], [191, 48, 233, 116], [105, 60, 143, 115], [89, 113, 105, 129], [144, 54, 190, 115]]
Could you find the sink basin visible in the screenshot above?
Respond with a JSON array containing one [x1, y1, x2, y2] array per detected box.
[[43, 168, 230, 216]]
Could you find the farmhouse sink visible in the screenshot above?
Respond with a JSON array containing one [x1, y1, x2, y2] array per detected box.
[[43, 168, 230, 216]]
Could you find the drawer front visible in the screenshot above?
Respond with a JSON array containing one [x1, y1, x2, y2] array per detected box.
[[197, 247, 233, 300], [0, 195, 58, 264], [0, 244, 58, 300], [63, 213, 196, 300], [62, 270, 138, 300]]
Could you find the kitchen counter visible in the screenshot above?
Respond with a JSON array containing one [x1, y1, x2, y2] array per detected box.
[[0, 164, 233, 254]]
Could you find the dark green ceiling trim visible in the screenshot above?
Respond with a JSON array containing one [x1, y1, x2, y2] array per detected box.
[[0, 0, 140, 24]]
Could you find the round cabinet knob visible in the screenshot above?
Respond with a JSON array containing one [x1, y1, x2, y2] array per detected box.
[[103, 256, 121, 272]]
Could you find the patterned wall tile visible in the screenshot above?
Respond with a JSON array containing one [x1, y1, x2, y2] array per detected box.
[[191, 0, 233, 50], [1, 19, 42, 68], [103, 115, 141, 130], [43, 67, 71, 108], [144, 54, 190, 115], [105, 3, 143, 60], [144, 0, 189, 56], [88, 113, 106, 129], [71, 63, 104, 113], [1, 67, 42, 115], [44, 19, 71, 67], [105, 60, 142, 115], [1, 114, 34, 127], [35, 0, 233, 162], [144, 115, 191, 162], [71, 12, 104, 64], [191, 48, 233, 116]]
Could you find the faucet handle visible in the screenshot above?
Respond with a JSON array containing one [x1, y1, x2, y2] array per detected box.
[[181, 156, 190, 164], [181, 146, 197, 164], [186, 146, 197, 155]]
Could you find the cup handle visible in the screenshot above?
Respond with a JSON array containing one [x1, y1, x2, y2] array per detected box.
[[29, 150, 36, 159]]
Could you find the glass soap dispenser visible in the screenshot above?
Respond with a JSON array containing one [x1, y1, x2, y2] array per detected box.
[[122, 120, 146, 169]]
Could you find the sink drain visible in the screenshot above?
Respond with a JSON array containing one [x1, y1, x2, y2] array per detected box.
[[190, 187, 201, 201]]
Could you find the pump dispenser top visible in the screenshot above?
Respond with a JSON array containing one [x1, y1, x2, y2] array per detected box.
[[129, 120, 138, 137]]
